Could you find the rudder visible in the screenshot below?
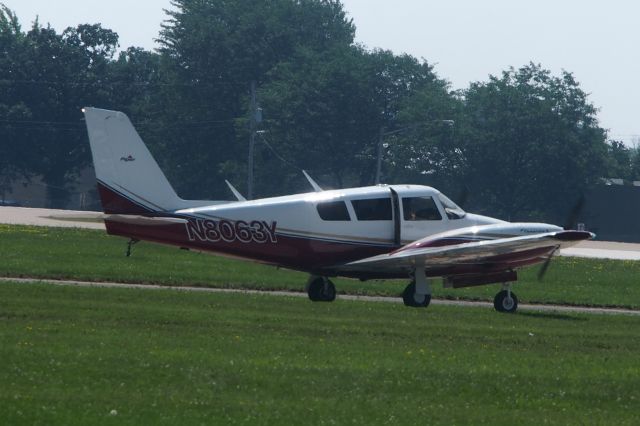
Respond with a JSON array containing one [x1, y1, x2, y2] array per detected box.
[[83, 108, 182, 214]]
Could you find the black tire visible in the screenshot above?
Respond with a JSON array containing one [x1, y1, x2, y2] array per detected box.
[[307, 277, 322, 301], [323, 279, 336, 302], [402, 282, 431, 308], [493, 290, 518, 313], [307, 277, 336, 302]]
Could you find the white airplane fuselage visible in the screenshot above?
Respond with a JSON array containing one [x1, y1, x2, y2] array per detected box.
[[100, 182, 563, 279]]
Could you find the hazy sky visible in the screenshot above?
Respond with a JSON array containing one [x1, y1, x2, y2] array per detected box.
[[5, 0, 639, 145]]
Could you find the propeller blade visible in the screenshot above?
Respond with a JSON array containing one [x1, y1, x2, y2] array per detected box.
[[564, 194, 585, 230], [537, 248, 559, 281]]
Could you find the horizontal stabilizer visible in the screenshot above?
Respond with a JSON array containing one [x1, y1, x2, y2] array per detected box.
[[103, 214, 188, 226], [51, 212, 187, 226]]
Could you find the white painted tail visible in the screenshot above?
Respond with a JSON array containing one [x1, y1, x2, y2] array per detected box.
[[83, 107, 218, 213]]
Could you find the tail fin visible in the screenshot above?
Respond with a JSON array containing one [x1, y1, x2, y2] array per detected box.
[[83, 108, 183, 214]]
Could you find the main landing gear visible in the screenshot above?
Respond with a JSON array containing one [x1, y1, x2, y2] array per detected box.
[[306, 276, 336, 302], [305, 272, 518, 314], [402, 264, 432, 308], [493, 284, 518, 313]]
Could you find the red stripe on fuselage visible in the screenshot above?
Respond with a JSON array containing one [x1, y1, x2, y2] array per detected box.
[[97, 182, 153, 214], [104, 220, 392, 273]]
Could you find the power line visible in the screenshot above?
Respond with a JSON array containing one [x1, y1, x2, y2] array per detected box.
[[258, 133, 302, 172], [0, 118, 237, 128], [0, 119, 84, 125], [0, 79, 248, 88]]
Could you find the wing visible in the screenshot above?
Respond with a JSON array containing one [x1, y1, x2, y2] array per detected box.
[[336, 230, 592, 277]]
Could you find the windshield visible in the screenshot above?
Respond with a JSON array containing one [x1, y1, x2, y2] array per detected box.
[[437, 193, 466, 220]]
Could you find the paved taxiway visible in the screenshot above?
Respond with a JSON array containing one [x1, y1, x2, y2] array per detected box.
[[0, 207, 105, 230]]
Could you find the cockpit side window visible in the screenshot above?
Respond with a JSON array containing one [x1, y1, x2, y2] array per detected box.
[[316, 200, 351, 221], [437, 194, 466, 220], [351, 197, 392, 221], [402, 197, 442, 221]]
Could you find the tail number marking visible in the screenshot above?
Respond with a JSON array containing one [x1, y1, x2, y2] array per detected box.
[[185, 219, 277, 244]]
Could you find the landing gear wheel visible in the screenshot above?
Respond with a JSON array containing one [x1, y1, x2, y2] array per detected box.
[[402, 282, 431, 308], [307, 277, 336, 302], [494, 290, 518, 313]]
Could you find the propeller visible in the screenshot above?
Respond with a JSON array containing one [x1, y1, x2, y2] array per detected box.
[[563, 193, 585, 231], [537, 248, 558, 281], [538, 194, 586, 281]]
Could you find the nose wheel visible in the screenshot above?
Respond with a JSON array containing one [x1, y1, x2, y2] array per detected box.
[[306, 276, 336, 302], [402, 263, 432, 308], [402, 281, 431, 307], [494, 285, 518, 313]]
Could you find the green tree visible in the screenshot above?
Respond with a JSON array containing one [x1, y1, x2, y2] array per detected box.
[[257, 46, 383, 193], [21, 22, 118, 207], [630, 146, 640, 181], [257, 47, 457, 195], [154, 0, 356, 199], [0, 5, 30, 201], [604, 140, 632, 180], [384, 73, 462, 192], [108, 47, 161, 114], [461, 63, 608, 222], [0, 4, 120, 207]]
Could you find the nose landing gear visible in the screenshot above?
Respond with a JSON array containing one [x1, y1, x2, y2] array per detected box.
[[402, 263, 432, 308], [494, 284, 518, 313]]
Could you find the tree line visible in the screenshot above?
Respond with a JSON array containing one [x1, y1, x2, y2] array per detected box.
[[1, 0, 638, 222]]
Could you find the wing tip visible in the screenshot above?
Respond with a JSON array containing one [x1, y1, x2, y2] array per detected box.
[[553, 230, 595, 241]]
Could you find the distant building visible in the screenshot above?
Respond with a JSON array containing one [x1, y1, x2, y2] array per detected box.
[[581, 183, 640, 242], [7, 166, 99, 211]]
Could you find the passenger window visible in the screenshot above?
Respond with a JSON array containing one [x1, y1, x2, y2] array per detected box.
[[352, 198, 392, 221], [403, 197, 442, 221], [316, 200, 351, 221]]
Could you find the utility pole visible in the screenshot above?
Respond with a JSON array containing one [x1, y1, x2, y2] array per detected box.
[[248, 80, 257, 200]]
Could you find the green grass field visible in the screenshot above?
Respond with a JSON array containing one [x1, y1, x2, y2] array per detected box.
[[1, 224, 640, 309], [1, 282, 639, 425]]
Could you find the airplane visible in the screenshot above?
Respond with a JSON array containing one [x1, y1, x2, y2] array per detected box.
[[82, 107, 594, 313]]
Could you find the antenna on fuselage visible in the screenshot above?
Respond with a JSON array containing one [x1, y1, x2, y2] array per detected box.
[[302, 170, 323, 192], [225, 180, 247, 201]]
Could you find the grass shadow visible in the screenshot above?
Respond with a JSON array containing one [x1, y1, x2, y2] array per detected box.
[[517, 310, 588, 322]]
